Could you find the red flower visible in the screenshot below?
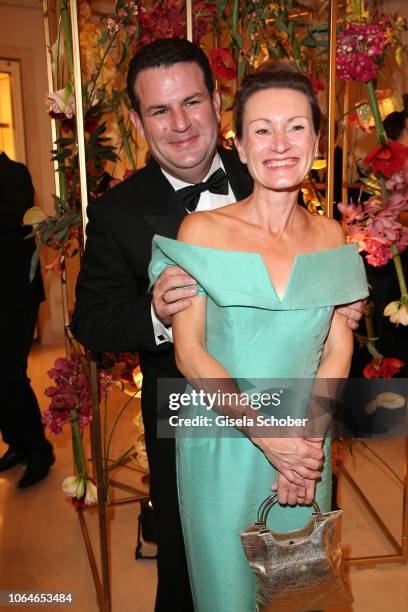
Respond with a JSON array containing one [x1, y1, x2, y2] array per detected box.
[[363, 356, 405, 378], [208, 48, 237, 81], [364, 141, 408, 178], [109, 169, 137, 189], [308, 74, 324, 94]]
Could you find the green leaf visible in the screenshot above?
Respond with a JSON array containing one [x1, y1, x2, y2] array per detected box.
[[232, 30, 243, 48], [117, 41, 128, 67], [29, 246, 40, 282], [300, 34, 317, 48], [216, 0, 228, 19], [98, 30, 109, 46], [55, 137, 74, 147]]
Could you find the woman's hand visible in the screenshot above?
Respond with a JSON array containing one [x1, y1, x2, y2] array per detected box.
[[255, 437, 323, 486], [272, 471, 317, 505]]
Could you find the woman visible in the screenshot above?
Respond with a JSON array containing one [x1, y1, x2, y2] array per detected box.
[[149, 64, 368, 611]]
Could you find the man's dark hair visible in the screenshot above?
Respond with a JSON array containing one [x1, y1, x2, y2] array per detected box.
[[383, 110, 408, 141], [234, 62, 322, 139], [127, 38, 214, 115]]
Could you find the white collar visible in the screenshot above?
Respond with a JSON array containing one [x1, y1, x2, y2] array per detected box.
[[161, 154, 223, 191]]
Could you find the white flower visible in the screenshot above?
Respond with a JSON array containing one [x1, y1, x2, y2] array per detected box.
[[389, 304, 408, 326], [383, 300, 400, 316], [45, 85, 75, 118], [62, 475, 85, 498], [84, 479, 98, 505]]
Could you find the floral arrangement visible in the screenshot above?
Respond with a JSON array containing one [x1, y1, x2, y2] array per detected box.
[[23, 0, 217, 276], [43, 352, 143, 505], [337, 4, 408, 377]]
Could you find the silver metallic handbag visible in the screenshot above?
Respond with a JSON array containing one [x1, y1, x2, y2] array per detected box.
[[240, 494, 353, 611]]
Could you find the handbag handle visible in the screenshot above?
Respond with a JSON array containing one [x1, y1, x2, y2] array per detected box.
[[257, 493, 322, 526]]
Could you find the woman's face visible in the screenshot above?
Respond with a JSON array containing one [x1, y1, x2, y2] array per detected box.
[[235, 87, 319, 192]]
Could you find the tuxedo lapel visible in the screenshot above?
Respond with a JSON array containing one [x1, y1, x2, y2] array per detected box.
[[141, 158, 187, 238], [219, 147, 253, 201]]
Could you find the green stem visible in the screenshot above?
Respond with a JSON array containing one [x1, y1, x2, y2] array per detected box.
[[59, 0, 74, 80], [391, 244, 408, 297], [232, 0, 239, 34], [56, 14, 62, 90], [70, 407, 88, 477], [379, 177, 388, 204], [365, 81, 387, 145], [117, 114, 136, 169], [364, 312, 382, 359], [87, 33, 117, 110]]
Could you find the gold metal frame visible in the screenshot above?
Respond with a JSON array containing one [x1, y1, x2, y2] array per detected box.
[[326, 0, 337, 218], [339, 440, 408, 567], [329, 0, 408, 567], [42, 3, 150, 611]]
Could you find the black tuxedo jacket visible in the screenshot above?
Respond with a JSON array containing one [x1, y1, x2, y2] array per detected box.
[[0, 152, 44, 307], [71, 147, 252, 413]]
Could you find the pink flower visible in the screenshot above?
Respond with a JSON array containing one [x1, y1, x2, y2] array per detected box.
[[364, 195, 385, 216], [365, 241, 393, 266], [387, 191, 408, 215], [337, 200, 363, 223], [366, 210, 402, 243], [385, 168, 408, 191], [345, 224, 368, 250], [45, 87, 75, 119], [337, 52, 379, 82], [336, 21, 386, 82], [397, 227, 408, 252]]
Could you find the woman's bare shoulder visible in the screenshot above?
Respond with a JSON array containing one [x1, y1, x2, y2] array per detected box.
[[177, 211, 218, 245], [309, 212, 346, 248], [177, 202, 242, 245]]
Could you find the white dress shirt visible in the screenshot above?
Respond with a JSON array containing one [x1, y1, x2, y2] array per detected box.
[[152, 154, 237, 344]]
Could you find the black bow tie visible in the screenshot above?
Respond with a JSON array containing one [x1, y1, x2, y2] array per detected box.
[[177, 168, 229, 212]]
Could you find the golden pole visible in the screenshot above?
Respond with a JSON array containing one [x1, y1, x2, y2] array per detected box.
[[42, 0, 71, 356], [341, 81, 349, 206], [326, 0, 337, 218], [186, 0, 193, 42], [69, 2, 111, 611], [69, 0, 89, 238], [402, 438, 408, 558], [42, 0, 60, 200]]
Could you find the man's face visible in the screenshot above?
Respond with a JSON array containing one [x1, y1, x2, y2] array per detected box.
[[130, 62, 221, 183]]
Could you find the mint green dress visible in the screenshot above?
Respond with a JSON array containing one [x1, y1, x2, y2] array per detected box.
[[149, 235, 368, 612]]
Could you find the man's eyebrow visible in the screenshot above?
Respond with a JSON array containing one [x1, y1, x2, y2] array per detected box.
[[183, 93, 206, 102], [146, 93, 206, 113]]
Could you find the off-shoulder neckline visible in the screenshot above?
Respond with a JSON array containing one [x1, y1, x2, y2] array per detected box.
[[153, 236, 357, 302]]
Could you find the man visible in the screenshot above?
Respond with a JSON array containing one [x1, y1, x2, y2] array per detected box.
[[71, 38, 363, 610], [0, 151, 54, 488]]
